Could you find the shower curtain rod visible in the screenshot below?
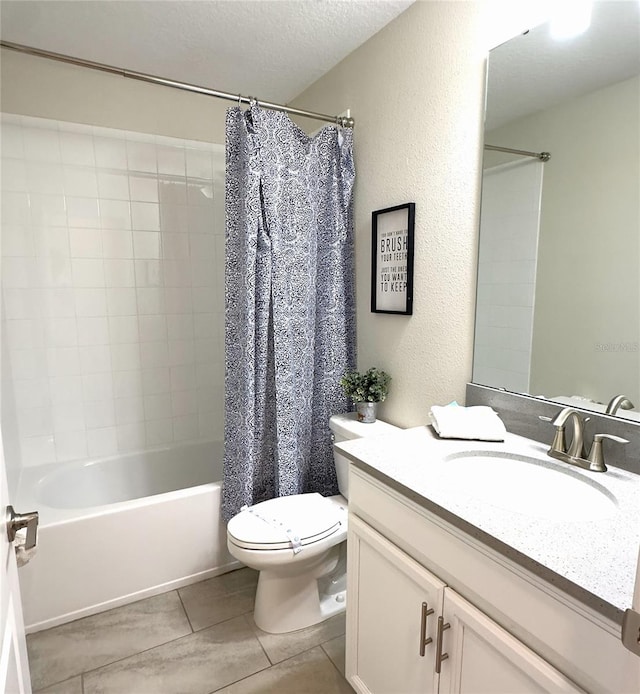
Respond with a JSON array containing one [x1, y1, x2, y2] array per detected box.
[[484, 144, 551, 161], [0, 40, 355, 128]]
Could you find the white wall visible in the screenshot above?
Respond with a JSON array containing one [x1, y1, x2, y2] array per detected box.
[[292, 1, 549, 426]]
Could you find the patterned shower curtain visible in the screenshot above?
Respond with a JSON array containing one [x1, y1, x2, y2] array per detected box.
[[222, 104, 356, 521]]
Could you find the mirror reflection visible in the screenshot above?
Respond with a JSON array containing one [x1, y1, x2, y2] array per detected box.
[[474, 1, 640, 420]]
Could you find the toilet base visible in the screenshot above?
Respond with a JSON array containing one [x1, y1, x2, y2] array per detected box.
[[253, 544, 346, 634]]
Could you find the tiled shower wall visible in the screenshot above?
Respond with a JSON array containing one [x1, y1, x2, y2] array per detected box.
[[1, 114, 224, 469], [473, 159, 543, 394]]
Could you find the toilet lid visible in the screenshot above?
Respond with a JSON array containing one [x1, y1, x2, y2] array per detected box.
[[227, 493, 343, 551]]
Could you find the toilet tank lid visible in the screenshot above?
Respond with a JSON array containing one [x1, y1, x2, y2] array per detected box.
[[329, 412, 401, 440]]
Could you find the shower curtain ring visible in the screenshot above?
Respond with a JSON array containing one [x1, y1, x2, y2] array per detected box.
[[238, 94, 242, 107]]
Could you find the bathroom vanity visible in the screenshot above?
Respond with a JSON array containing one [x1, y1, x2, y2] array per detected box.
[[336, 427, 640, 693]]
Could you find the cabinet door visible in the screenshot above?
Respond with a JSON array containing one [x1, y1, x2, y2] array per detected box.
[[438, 589, 583, 694], [346, 515, 445, 694]]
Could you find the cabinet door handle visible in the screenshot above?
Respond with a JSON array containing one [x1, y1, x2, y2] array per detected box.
[[435, 616, 451, 673], [419, 602, 434, 656]]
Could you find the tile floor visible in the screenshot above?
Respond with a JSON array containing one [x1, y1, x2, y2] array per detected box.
[[27, 568, 353, 694]]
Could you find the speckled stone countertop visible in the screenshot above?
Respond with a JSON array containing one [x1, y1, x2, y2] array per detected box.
[[337, 425, 640, 623]]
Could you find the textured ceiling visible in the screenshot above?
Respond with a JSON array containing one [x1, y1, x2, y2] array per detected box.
[[0, 0, 415, 103], [487, 1, 640, 131]]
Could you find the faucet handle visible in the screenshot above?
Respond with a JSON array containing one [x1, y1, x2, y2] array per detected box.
[[587, 434, 629, 472]]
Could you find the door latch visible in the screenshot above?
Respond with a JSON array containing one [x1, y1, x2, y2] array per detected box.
[[621, 608, 640, 657], [6, 505, 39, 550]]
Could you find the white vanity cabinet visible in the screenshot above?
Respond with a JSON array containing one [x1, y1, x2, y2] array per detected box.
[[347, 514, 582, 694], [346, 466, 638, 694]]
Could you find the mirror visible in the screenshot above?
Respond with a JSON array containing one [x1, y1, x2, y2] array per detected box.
[[473, 1, 640, 420]]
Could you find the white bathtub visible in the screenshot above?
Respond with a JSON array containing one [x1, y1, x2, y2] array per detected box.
[[15, 440, 239, 633]]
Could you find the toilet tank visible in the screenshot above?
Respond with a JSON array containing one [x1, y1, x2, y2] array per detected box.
[[329, 413, 401, 499]]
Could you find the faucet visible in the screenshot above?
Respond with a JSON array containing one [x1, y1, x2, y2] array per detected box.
[[544, 407, 628, 472], [605, 394, 635, 415]]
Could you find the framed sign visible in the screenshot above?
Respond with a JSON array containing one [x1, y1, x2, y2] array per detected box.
[[371, 202, 415, 315]]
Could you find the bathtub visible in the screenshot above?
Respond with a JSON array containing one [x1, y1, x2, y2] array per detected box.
[[15, 440, 239, 633]]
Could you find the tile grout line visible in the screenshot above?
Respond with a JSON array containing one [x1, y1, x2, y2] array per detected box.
[[176, 586, 195, 633], [240, 612, 275, 667]]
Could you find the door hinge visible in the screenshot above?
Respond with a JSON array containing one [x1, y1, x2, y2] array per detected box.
[[621, 608, 640, 657]]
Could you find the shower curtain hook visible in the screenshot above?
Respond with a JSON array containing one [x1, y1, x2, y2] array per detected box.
[[237, 94, 242, 107]]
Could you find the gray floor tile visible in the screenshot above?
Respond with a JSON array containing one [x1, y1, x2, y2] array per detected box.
[[179, 582, 255, 631], [321, 635, 346, 676], [83, 615, 270, 694], [220, 568, 258, 593], [34, 676, 83, 694], [246, 612, 346, 665], [28, 591, 191, 691], [214, 646, 353, 694]]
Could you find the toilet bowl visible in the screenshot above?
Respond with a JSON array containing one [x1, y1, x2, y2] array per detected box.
[[226, 413, 400, 634]]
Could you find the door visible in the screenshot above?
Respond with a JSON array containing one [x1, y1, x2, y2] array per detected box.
[[437, 588, 583, 694], [346, 515, 445, 694], [1, 432, 32, 694]]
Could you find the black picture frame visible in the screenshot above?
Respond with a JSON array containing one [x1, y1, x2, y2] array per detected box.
[[371, 202, 415, 315]]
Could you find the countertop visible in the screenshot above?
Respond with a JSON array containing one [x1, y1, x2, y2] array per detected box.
[[336, 425, 640, 623]]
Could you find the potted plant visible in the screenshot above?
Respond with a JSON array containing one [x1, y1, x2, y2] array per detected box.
[[340, 367, 391, 423]]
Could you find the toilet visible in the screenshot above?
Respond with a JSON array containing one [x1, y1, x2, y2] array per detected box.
[[226, 413, 399, 634]]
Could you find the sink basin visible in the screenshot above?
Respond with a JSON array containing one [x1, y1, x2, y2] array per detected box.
[[440, 451, 618, 522]]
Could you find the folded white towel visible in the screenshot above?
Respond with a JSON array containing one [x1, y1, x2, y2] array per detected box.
[[429, 405, 506, 442]]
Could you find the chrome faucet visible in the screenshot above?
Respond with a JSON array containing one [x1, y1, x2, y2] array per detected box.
[[605, 394, 635, 415], [544, 407, 628, 472]]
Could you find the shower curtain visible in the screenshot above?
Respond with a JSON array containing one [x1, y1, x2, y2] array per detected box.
[[222, 104, 356, 521]]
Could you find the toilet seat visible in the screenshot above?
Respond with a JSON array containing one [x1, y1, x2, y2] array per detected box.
[[227, 492, 343, 551]]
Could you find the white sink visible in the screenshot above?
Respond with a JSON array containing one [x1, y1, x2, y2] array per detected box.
[[440, 451, 618, 522]]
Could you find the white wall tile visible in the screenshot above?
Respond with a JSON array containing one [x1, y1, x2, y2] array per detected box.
[[77, 317, 110, 346], [144, 393, 173, 421], [111, 343, 141, 372], [23, 128, 61, 163], [116, 423, 146, 453], [55, 430, 88, 462], [66, 196, 100, 228], [94, 137, 128, 169], [157, 146, 185, 176], [115, 396, 145, 425], [85, 427, 117, 457], [142, 367, 171, 395], [79, 345, 112, 374], [131, 202, 160, 232], [172, 414, 199, 442], [100, 199, 131, 230], [45, 318, 78, 348], [126, 142, 157, 173], [72, 258, 105, 287], [108, 315, 139, 344], [133, 231, 161, 258], [17, 407, 52, 438], [145, 418, 174, 445], [107, 287, 137, 316], [74, 288, 107, 316], [104, 259, 136, 287], [60, 132, 95, 167], [102, 230, 134, 258], [2, 119, 223, 465], [129, 176, 158, 202], [138, 315, 167, 342], [52, 402, 86, 433], [85, 400, 116, 429], [63, 167, 98, 198], [112, 370, 143, 399], [97, 172, 130, 200], [69, 228, 102, 258], [20, 435, 56, 466]]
